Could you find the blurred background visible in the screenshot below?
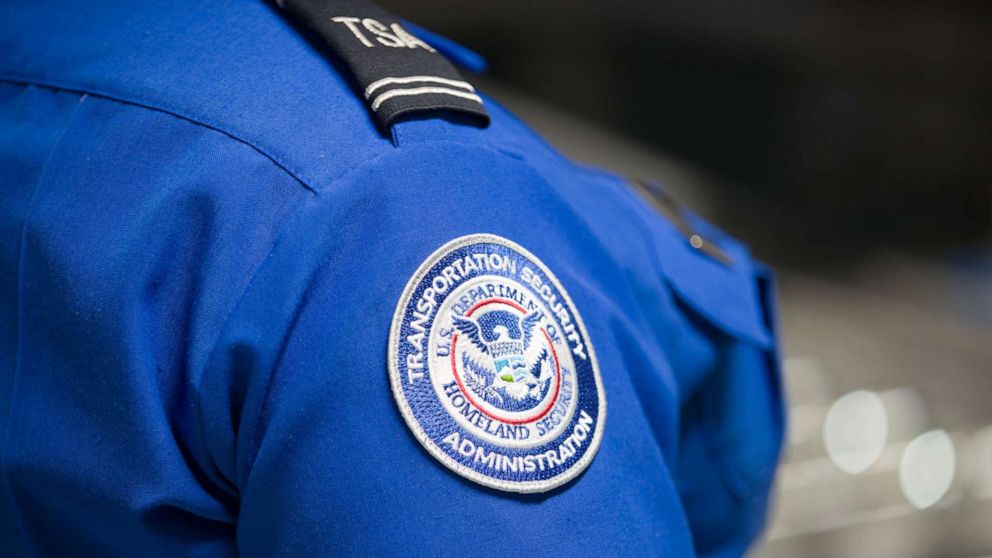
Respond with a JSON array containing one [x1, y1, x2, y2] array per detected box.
[[386, 1, 992, 556]]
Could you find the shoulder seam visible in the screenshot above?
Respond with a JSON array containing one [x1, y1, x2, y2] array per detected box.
[[0, 73, 320, 195]]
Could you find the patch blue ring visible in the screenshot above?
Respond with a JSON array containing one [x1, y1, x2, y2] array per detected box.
[[388, 234, 606, 493]]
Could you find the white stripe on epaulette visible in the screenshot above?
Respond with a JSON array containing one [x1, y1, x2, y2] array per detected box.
[[365, 75, 475, 98], [370, 86, 483, 111]]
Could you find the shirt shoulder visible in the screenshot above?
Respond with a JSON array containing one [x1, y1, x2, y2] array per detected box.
[[0, 0, 772, 352], [0, 0, 560, 193]]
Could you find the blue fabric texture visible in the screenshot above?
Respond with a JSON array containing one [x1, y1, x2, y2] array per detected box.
[[0, 1, 785, 556]]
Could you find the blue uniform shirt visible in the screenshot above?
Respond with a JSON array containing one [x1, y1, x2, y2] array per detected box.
[[0, 1, 784, 556]]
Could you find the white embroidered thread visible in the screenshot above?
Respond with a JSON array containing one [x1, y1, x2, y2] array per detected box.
[[365, 75, 476, 98], [370, 86, 483, 111]]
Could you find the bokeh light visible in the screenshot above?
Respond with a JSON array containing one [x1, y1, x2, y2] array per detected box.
[[899, 430, 956, 510], [823, 390, 889, 474]]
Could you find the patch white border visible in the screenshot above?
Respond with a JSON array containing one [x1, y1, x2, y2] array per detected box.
[[388, 233, 607, 493]]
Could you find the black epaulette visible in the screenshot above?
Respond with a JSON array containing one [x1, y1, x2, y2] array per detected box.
[[276, 0, 489, 130]]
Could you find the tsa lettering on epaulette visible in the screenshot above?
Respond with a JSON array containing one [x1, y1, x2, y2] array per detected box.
[[388, 234, 606, 493], [276, 0, 489, 129]]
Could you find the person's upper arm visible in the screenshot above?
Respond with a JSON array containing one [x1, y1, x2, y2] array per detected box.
[[196, 142, 698, 556]]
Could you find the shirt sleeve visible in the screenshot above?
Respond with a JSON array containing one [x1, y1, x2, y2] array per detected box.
[[194, 142, 784, 556], [617, 182, 786, 556], [674, 262, 786, 557], [194, 143, 703, 556]]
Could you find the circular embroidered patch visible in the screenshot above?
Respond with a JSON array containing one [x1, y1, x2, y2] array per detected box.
[[388, 234, 606, 493]]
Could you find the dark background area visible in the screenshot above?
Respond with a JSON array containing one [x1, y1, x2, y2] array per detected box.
[[385, 2, 992, 556], [387, 0, 991, 269]]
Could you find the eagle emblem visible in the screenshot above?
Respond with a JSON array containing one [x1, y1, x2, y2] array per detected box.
[[452, 309, 555, 411]]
